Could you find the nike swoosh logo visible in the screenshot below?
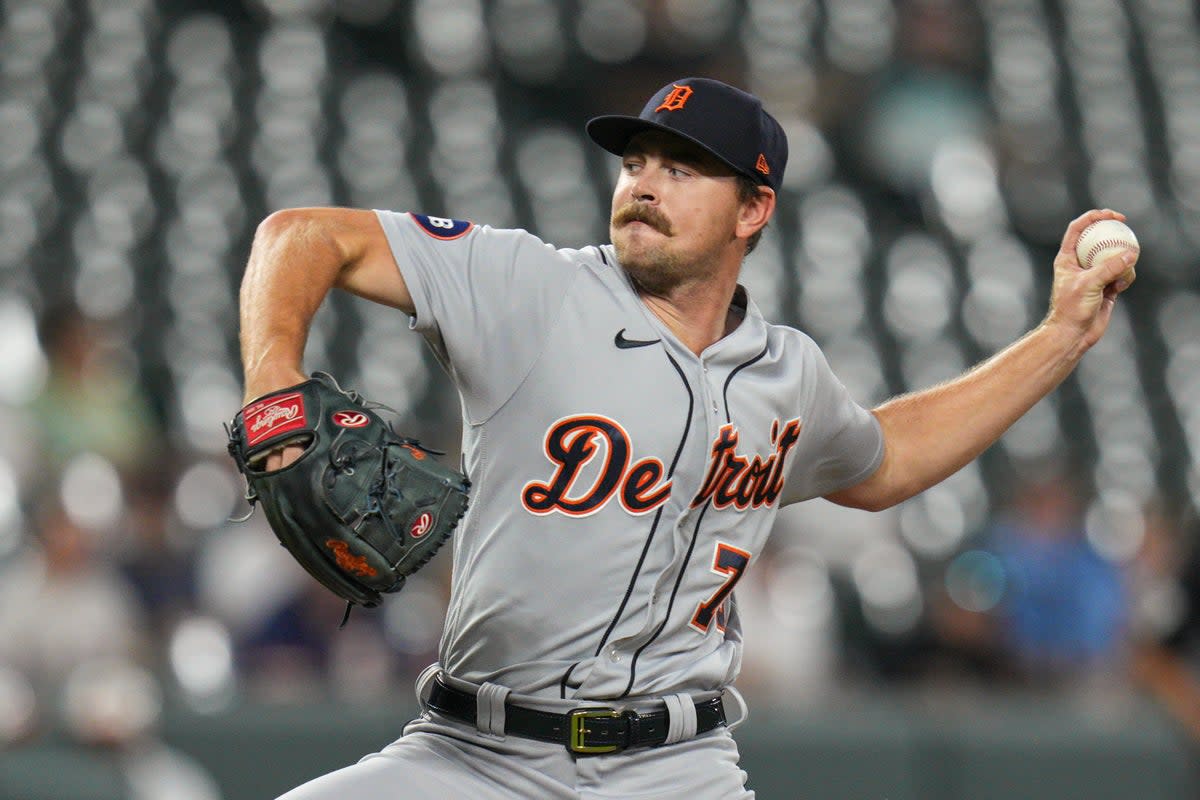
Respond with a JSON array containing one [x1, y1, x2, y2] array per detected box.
[[614, 328, 661, 349]]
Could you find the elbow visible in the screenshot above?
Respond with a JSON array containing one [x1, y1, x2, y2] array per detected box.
[[245, 209, 339, 279], [252, 208, 308, 248], [246, 210, 293, 271], [825, 458, 913, 512], [860, 470, 924, 512], [828, 489, 910, 513], [840, 492, 902, 514], [856, 496, 897, 514], [824, 483, 890, 512], [859, 475, 914, 511], [240, 210, 317, 305], [249, 208, 358, 282]]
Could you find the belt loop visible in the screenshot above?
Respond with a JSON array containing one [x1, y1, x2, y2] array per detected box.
[[475, 681, 511, 738], [414, 663, 442, 711], [722, 686, 749, 731], [662, 693, 698, 745]]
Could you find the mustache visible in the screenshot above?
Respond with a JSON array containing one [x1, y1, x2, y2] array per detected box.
[[613, 203, 672, 235]]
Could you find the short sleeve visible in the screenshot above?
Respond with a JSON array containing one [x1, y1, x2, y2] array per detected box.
[[780, 341, 884, 505], [374, 210, 580, 423]]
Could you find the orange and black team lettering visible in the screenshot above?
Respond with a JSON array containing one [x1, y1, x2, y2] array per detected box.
[[522, 414, 673, 516], [691, 542, 752, 634], [692, 419, 802, 510]]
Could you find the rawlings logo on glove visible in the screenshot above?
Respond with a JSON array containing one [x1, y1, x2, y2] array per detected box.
[[226, 372, 470, 613], [245, 393, 307, 445]]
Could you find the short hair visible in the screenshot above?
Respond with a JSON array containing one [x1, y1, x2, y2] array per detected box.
[[736, 174, 767, 255]]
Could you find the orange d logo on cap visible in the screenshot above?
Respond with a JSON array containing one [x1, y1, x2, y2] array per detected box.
[[655, 84, 694, 112]]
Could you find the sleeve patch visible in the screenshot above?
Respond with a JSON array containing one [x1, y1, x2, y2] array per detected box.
[[410, 213, 473, 240]]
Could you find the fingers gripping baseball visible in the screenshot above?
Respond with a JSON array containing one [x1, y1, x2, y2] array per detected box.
[[1046, 209, 1137, 346]]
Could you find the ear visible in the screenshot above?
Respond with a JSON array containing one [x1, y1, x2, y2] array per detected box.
[[735, 186, 775, 241]]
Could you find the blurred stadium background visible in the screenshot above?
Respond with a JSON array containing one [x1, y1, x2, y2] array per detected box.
[[2, 0, 1200, 797]]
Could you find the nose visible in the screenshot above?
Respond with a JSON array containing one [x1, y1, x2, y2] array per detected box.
[[628, 165, 660, 203]]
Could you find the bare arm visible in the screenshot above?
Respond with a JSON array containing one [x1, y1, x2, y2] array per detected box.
[[827, 208, 1137, 512], [238, 208, 409, 471], [239, 207, 410, 403]]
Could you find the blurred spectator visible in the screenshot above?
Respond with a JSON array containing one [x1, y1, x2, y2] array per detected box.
[[1168, 520, 1200, 660], [199, 490, 449, 703], [0, 496, 152, 696], [1128, 500, 1194, 651], [984, 466, 1129, 682], [843, 0, 990, 218], [237, 580, 349, 702], [0, 664, 38, 748], [31, 302, 159, 478], [736, 540, 841, 706], [118, 461, 200, 638], [237, 580, 394, 705], [60, 657, 223, 800], [1127, 504, 1200, 744]]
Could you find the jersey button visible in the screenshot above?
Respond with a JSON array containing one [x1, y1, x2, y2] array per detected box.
[[608, 647, 621, 663]]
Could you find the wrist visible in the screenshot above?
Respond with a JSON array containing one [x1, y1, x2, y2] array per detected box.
[[1034, 316, 1091, 365], [242, 365, 307, 405]]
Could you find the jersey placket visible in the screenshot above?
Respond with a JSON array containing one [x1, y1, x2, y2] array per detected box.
[[702, 359, 725, 427], [594, 353, 731, 696]]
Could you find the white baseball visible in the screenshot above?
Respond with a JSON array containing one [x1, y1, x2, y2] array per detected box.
[[1075, 219, 1139, 272]]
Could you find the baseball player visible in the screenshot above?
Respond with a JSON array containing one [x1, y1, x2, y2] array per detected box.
[[238, 78, 1135, 798]]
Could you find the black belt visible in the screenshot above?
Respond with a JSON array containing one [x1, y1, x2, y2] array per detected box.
[[426, 676, 726, 755]]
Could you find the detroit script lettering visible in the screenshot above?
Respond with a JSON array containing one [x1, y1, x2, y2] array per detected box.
[[521, 415, 802, 516], [691, 419, 802, 509]]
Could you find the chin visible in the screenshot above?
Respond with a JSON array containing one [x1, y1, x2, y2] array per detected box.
[[613, 237, 658, 272], [615, 242, 686, 295]]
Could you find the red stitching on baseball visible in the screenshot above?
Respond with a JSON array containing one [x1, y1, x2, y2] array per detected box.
[[1085, 238, 1138, 266]]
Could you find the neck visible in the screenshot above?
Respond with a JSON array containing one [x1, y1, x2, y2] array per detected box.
[[637, 273, 743, 356]]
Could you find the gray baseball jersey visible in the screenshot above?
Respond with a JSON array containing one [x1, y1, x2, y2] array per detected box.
[[375, 210, 883, 703]]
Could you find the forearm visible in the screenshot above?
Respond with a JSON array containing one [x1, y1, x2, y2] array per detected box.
[[828, 208, 1134, 512], [870, 321, 1086, 506], [239, 210, 350, 402]]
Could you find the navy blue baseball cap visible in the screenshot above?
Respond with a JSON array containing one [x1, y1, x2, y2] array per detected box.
[[586, 77, 788, 192]]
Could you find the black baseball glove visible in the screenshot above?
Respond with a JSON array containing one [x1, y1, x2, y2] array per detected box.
[[226, 372, 469, 611]]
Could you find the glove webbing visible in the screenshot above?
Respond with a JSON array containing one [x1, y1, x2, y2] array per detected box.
[[340, 446, 409, 569], [334, 443, 408, 631]]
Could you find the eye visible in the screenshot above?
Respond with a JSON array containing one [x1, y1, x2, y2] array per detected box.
[[663, 160, 700, 179]]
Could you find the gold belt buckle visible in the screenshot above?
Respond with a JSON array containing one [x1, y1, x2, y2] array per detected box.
[[567, 707, 623, 754]]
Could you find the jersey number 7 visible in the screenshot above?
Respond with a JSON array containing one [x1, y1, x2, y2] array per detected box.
[[690, 542, 751, 634]]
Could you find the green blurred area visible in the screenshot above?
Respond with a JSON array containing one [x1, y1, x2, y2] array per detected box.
[[1, 688, 1195, 800]]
